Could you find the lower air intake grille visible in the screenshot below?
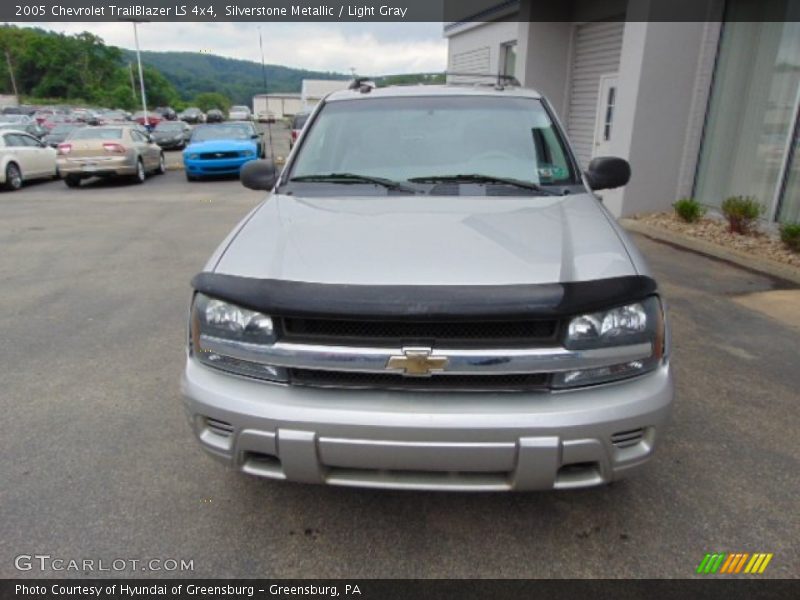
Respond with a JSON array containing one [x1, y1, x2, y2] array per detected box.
[[205, 417, 234, 437], [611, 428, 645, 449], [289, 369, 549, 392]]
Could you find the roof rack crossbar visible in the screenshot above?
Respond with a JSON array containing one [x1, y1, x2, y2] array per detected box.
[[444, 72, 521, 87]]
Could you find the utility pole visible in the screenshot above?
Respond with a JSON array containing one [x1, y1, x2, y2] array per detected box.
[[121, 18, 150, 127], [258, 27, 274, 160], [128, 62, 137, 101], [5, 51, 19, 100]]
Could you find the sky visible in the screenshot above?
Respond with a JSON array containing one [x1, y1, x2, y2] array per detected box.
[[34, 22, 449, 75]]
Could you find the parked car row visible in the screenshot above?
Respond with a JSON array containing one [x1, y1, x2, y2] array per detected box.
[[0, 124, 167, 191], [0, 118, 278, 191]]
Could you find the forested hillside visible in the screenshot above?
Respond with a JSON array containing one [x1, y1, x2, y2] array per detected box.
[[0, 25, 444, 109]]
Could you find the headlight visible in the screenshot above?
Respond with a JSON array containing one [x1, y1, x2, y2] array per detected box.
[[190, 293, 286, 382], [186, 153, 199, 160], [554, 296, 665, 388]]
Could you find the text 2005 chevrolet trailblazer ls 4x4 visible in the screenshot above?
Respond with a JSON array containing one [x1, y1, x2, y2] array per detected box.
[[182, 81, 673, 491]]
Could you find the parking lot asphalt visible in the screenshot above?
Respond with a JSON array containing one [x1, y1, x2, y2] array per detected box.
[[0, 171, 798, 579]]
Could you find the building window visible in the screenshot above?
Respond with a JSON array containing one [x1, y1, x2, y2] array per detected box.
[[501, 42, 517, 77], [694, 0, 800, 222]]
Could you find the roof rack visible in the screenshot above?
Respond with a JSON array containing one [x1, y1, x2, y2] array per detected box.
[[444, 72, 521, 90]]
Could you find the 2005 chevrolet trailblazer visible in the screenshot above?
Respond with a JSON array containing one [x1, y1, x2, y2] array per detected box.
[[182, 79, 673, 491]]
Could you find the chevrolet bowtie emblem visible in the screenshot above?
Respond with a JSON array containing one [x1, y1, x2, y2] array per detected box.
[[386, 347, 448, 377]]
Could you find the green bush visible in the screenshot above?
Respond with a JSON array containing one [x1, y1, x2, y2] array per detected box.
[[780, 222, 800, 253], [673, 197, 706, 223], [721, 195, 763, 234]]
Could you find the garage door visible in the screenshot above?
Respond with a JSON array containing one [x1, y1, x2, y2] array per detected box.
[[567, 21, 624, 168], [450, 47, 491, 76]]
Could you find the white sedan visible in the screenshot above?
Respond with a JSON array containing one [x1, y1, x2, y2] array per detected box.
[[0, 129, 58, 191]]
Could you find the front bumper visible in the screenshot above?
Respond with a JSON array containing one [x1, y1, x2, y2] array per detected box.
[[184, 156, 254, 177], [182, 358, 673, 491]]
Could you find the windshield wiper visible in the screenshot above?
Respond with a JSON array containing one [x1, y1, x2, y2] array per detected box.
[[408, 174, 559, 195], [289, 173, 419, 194]]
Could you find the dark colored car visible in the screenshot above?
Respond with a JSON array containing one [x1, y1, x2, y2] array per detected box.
[[180, 108, 205, 124], [70, 109, 101, 126], [152, 120, 193, 149], [2, 105, 37, 117], [289, 112, 310, 149], [154, 106, 178, 121], [42, 123, 86, 147], [205, 109, 224, 123], [225, 121, 264, 158], [0, 121, 47, 139]]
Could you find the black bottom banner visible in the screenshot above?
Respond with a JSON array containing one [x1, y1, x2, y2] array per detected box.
[[1, 579, 797, 600]]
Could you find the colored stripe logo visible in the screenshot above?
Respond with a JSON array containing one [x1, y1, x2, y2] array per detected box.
[[696, 553, 773, 574]]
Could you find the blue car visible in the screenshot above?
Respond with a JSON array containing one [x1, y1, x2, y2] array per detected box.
[[183, 124, 260, 180]]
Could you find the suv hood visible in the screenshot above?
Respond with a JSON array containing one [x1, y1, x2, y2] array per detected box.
[[213, 194, 638, 285]]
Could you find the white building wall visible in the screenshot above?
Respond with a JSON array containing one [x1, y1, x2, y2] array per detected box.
[[605, 17, 718, 216], [447, 20, 519, 77], [252, 95, 304, 119]]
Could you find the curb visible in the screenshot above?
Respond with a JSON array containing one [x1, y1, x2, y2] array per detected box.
[[620, 218, 800, 286]]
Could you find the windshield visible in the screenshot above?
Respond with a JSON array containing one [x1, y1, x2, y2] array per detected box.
[[290, 96, 577, 186], [190, 125, 251, 142], [69, 128, 123, 140]]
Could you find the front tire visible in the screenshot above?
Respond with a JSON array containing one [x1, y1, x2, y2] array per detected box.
[[4, 163, 22, 191], [156, 153, 166, 175], [185, 171, 197, 182], [132, 158, 146, 184]]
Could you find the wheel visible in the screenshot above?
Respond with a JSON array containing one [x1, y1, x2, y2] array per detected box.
[[64, 175, 81, 188], [156, 153, 166, 175], [53, 166, 60, 180], [4, 162, 22, 191], [185, 171, 197, 182], [132, 158, 146, 184]]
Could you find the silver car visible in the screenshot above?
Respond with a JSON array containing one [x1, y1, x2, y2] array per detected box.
[[182, 82, 674, 491], [228, 105, 252, 121]]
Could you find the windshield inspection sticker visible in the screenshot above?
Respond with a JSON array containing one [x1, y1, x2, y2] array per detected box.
[[538, 166, 567, 180]]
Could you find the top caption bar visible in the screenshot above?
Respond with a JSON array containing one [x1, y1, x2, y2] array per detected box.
[[4, 0, 799, 22]]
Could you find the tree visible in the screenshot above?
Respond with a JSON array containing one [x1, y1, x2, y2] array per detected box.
[[193, 91, 231, 113]]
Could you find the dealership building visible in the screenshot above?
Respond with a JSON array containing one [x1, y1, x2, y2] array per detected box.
[[444, 0, 799, 222]]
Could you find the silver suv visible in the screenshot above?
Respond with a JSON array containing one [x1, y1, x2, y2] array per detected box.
[[182, 81, 673, 491]]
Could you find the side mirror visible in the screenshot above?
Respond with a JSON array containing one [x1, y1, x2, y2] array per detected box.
[[146, 134, 154, 143], [585, 156, 631, 191], [251, 134, 259, 139], [240, 159, 278, 191]]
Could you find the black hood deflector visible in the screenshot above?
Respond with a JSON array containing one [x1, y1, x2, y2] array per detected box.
[[191, 273, 658, 320]]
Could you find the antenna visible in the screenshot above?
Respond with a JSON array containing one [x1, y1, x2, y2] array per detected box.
[[258, 27, 274, 161]]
